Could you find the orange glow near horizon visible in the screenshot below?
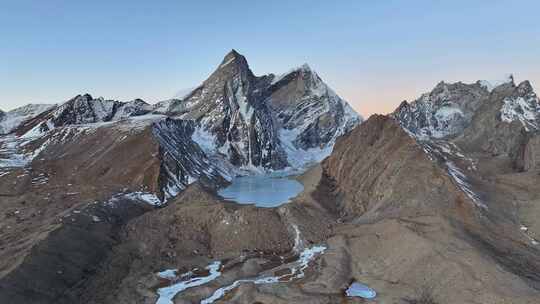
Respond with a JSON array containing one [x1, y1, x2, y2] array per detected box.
[[338, 75, 540, 118]]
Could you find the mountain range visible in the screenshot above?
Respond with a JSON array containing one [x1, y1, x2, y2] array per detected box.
[[0, 50, 360, 200], [0, 51, 539, 304]]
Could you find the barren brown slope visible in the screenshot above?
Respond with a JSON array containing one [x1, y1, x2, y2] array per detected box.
[[0, 123, 162, 304], [50, 183, 335, 304], [317, 114, 540, 303], [322, 114, 462, 220]]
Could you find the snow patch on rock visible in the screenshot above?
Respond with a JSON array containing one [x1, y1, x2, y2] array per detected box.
[[122, 192, 162, 206], [279, 128, 334, 169], [500, 95, 540, 131]]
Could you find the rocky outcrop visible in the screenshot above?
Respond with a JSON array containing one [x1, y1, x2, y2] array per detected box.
[[516, 133, 540, 171]]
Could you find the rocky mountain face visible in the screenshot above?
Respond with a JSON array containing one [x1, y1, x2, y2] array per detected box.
[[167, 50, 288, 170], [151, 119, 232, 199], [393, 76, 540, 169], [166, 50, 361, 170]]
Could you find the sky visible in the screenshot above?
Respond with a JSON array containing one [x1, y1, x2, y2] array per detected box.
[[1, 0, 539, 117]]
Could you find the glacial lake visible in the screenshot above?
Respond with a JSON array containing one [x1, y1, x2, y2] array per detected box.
[[218, 175, 304, 207]]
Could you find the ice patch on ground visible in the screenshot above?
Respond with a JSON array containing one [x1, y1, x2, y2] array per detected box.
[[154, 244, 326, 304], [201, 245, 327, 304], [156, 261, 222, 304], [346, 282, 377, 299]]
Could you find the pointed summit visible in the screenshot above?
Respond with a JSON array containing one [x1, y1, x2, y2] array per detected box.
[[193, 49, 256, 96], [219, 49, 249, 69], [223, 49, 241, 60]]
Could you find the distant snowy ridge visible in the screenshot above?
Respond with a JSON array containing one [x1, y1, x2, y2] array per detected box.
[[393, 75, 539, 140], [0, 104, 55, 135], [394, 74, 540, 211]]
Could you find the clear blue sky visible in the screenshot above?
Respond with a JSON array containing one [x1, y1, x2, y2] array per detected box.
[[1, 0, 539, 116]]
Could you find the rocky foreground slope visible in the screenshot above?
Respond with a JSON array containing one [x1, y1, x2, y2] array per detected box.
[[322, 115, 540, 303], [1, 63, 540, 303]]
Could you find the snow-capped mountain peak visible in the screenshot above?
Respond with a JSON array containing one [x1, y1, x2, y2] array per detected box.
[[393, 76, 540, 163], [392, 77, 532, 139], [165, 50, 361, 172], [218, 49, 247, 69]]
